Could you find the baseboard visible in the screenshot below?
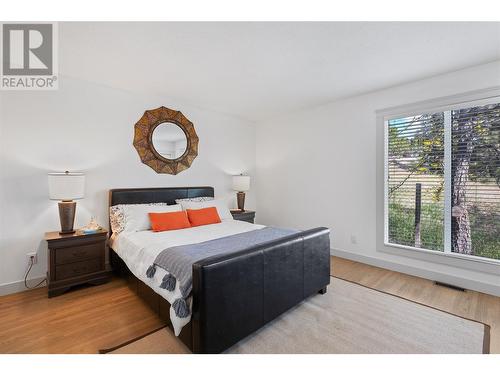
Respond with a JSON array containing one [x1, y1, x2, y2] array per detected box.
[[0, 262, 111, 297], [0, 276, 46, 296], [331, 248, 500, 298]]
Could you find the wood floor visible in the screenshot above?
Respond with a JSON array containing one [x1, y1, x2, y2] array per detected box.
[[0, 278, 164, 353], [1, 256, 498, 354]]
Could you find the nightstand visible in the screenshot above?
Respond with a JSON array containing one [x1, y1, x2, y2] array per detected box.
[[45, 229, 111, 297], [230, 210, 256, 223]]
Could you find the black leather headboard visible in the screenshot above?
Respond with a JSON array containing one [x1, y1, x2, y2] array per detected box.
[[109, 186, 214, 206], [108, 186, 215, 235]]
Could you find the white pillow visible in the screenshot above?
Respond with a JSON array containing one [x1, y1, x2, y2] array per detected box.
[[110, 203, 169, 235], [122, 204, 182, 232], [175, 196, 214, 204], [180, 199, 233, 221]]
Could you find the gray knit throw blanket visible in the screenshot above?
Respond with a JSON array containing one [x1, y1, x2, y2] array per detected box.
[[146, 227, 298, 318]]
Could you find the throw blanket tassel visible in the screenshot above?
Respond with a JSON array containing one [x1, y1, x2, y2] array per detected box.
[[160, 273, 176, 291], [146, 265, 156, 278], [173, 298, 190, 318]]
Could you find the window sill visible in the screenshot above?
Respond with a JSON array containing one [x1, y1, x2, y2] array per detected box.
[[380, 242, 500, 276]]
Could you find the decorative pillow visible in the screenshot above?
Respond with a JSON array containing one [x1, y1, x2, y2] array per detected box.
[[175, 196, 214, 204], [149, 211, 191, 232], [179, 199, 232, 221], [109, 205, 126, 234], [186, 207, 221, 227], [123, 204, 182, 232]]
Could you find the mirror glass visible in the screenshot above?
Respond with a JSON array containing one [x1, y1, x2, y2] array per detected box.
[[151, 122, 188, 160]]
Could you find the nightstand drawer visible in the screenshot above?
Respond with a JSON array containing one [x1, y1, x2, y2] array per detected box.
[[55, 258, 101, 280], [55, 242, 103, 265]]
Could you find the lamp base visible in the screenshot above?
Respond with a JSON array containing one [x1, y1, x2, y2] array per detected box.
[[58, 201, 77, 235], [59, 230, 76, 235], [237, 192, 246, 212]]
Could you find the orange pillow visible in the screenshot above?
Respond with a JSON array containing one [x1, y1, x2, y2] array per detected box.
[[186, 207, 221, 227], [149, 211, 191, 232]]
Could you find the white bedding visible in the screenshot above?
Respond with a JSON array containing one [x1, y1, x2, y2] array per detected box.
[[110, 220, 265, 336]]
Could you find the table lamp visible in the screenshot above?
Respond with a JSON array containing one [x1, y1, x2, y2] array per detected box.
[[48, 171, 85, 234], [232, 174, 250, 211]]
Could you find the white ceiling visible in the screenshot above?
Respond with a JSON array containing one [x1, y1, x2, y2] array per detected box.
[[60, 22, 500, 122]]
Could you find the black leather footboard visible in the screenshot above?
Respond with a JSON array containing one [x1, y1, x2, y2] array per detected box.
[[191, 227, 330, 353]]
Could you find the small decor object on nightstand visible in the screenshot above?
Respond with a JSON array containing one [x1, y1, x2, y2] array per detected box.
[[230, 210, 256, 224], [82, 217, 102, 234], [48, 171, 85, 234], [232, 174, 250, 211], [45, 229, 111, 297]]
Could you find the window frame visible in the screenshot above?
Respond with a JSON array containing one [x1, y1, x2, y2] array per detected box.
[[382, 89, 500, 267]]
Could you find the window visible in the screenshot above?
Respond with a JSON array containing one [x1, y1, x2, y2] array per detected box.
[[385, 100, 500, 262]]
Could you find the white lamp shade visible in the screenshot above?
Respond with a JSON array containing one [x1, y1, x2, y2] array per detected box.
[[232, 175, 250, 192], [48, 172, 85, 200]]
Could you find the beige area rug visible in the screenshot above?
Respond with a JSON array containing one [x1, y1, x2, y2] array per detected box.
[[107, 277, 489, 354]]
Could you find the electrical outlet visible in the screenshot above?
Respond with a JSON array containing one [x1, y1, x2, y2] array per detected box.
[[350, 235, 357, 245], [27, 252, 37, 265]]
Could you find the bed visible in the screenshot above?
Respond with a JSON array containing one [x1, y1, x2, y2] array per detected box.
[[108, 186, 331, 353]]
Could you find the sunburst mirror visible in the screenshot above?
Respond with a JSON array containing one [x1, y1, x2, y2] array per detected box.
[[133, 106, 199, 175]]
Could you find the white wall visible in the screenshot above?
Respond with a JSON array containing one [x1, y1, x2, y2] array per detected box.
[[2, 61, 499, 297], [256, 61, 500, 296], [0, 76, 256, 294]]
